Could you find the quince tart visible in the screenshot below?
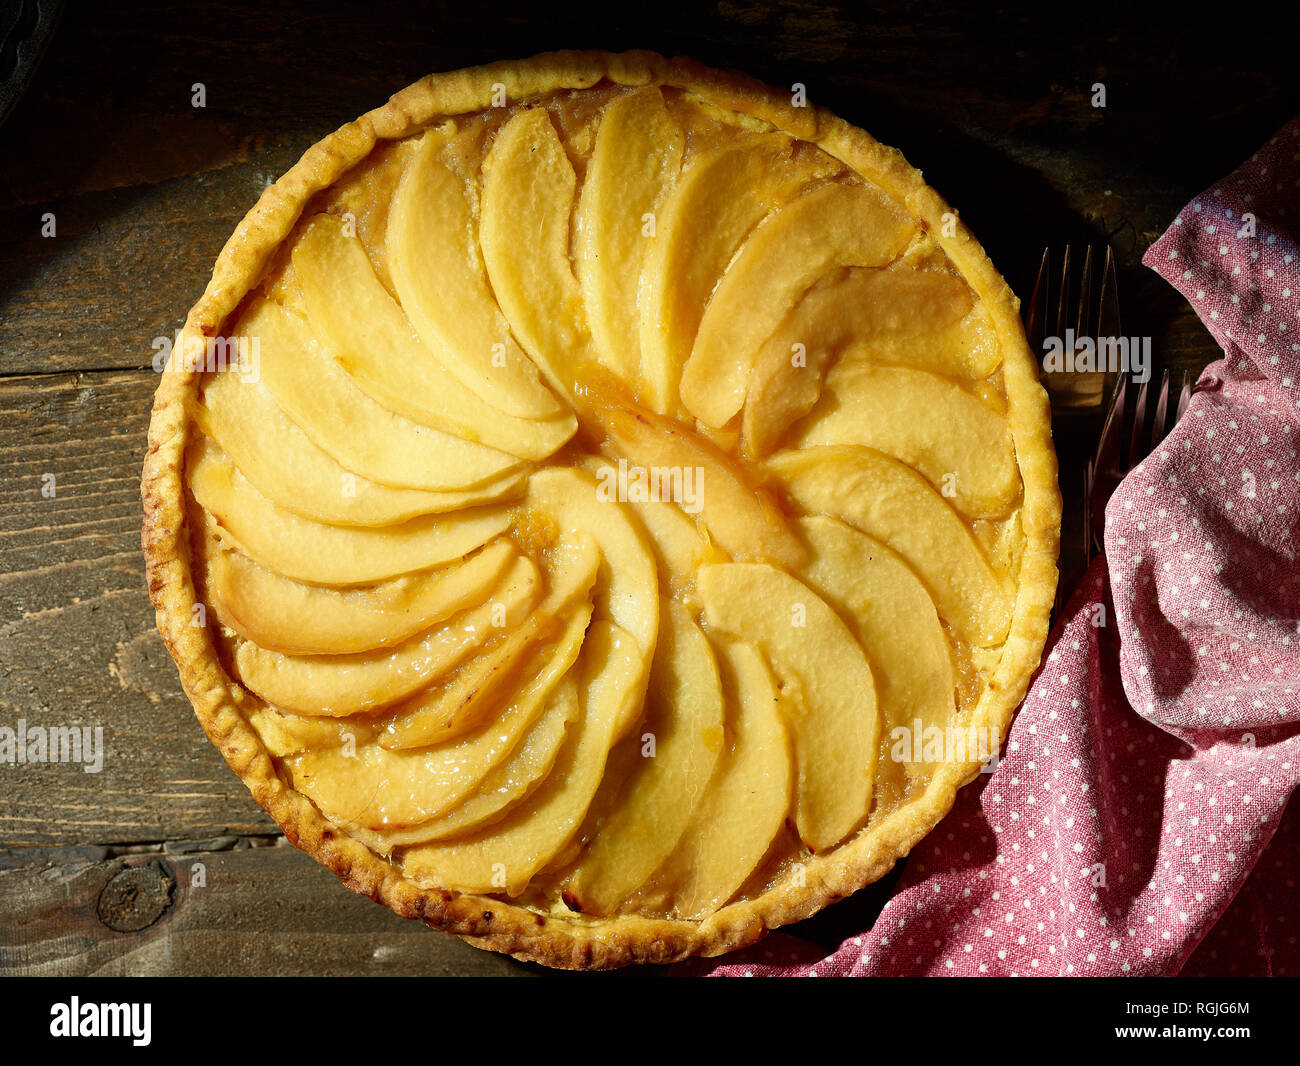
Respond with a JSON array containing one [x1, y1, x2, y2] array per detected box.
[[142, 50, 1060, 969]]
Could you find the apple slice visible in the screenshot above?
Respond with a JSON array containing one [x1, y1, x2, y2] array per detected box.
[[480, 107, 590, 400], [293, 215, 575, 461], [400, 621, 646, 895], [198, 368, 522, 526], [680, 181, 916, 427], [584, 391, 805, 570], [230, 555, 540, 716], [386, 126, 565, 421], [188, 438, 512, 585], [381, 677, 581, 847], [379, 532, 600, 748], [794, 361, 1019, 518], [574, 87, 684, 385], [742, 266, 1000, 458], [578, 455, 710, 596], [767, 445, 1013, 646], [843, 273, 1001, 380], [698, 562, 878, 852], [797, 516, 956, 793], [741, 267, 865, 459], [524, 466, 659, 662], [285, 609, 590, 835], [246, 705, 377, 759], [563, 601, 725, 915], [243, 298, 522, 491], [651, 638, 792, 918], [364, 605, 592, 827], [209, 538, 516, 656], [637, 134, 843, 415]]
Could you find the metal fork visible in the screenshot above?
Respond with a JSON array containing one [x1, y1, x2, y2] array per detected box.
[[1025, 245, 1121, 412], [1025, 246, 1118, 619], [1088, 366, 1194, 561], [1023, 245, 1194, 619]]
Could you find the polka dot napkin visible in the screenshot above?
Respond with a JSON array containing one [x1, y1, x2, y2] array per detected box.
[[689, 118, 1300, 977]]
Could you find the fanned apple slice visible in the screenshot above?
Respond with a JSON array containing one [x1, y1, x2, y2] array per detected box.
[[564, 601, 725, 914], [698, 562, 878, 852], [768, 445, 1013, 646], [680, 181, 916, 427], [480, 107, 589, 399], [210, 539, 516, 655], [524, 467, 658, 662], [371, 605, 591, 816], [651, 638, 792, 918], [794, 361, 1019, 518], [293, 215, 575, 461], [384, 677, 581, 847], [574, 87, 684, 385], [246, 705, 377, 759], [638, 134, 843, 415], [400, 621, 645, 895], [741, 267, 866, 459], [742, 266, 999, 458], [578, 455, 711, 595], [379, 532, 600, 748], [387, 127, 565, 421], [231, 555, 540, 716], [797, 516, 956, 792], [198, 369, 522, 526], [244, 298, 522, 491], [585, 391, 805, 570], [189, 438, 511, 585], [285, 609, 590, 833], [845, 278, 1001, 380]]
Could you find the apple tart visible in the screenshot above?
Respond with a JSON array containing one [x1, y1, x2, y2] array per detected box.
[[142, 51, 1060, 969]]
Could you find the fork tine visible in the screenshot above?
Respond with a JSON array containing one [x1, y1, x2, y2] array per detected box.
[[1150, 369, 1173, 446], [1091, 370, 1127, 553], [1175, 368, 1194, 423], [1074, 245, 1094, 344], [1129, 373, 1152, 464], [1083, 456, 1094, 567], [1025, 247, 1050, 359], [1054, 245, 1072, 345], [1098, 245, 1122, 340]]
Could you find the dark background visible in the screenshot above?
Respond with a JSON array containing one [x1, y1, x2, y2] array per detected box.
[[1, 1, 1295, 976]]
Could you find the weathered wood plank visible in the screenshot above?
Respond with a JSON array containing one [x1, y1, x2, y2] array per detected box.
[[0, 838, 548, 977], [0, 369, 273, 846]]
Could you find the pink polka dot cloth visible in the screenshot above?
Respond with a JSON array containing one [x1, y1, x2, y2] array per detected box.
[[688, 118, 1300, 978]]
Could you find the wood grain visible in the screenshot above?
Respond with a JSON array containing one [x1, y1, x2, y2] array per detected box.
[[0, 838, 545, 976], [0, 369, 273, 846]]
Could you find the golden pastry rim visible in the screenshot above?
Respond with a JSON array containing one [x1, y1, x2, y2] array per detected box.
[[141, 48, 1062, 970]]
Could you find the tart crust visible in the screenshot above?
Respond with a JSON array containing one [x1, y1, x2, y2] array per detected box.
[[141, 49, 1061, 969]]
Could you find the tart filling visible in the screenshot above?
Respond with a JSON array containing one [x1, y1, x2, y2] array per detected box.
[[143, 51, 1059, 968]]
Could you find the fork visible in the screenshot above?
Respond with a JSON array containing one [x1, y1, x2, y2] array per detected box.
[[1088, 366, 1195, 562], [1023, 245, 1194, 619], [1024, 245, 1117, 619], [1024, 245, 1121, 412]]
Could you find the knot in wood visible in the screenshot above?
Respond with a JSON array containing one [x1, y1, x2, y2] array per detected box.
[[97, 860, 175, 932]]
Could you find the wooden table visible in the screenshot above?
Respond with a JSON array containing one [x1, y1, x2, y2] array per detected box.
[[1, 2, 1293, 977]]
